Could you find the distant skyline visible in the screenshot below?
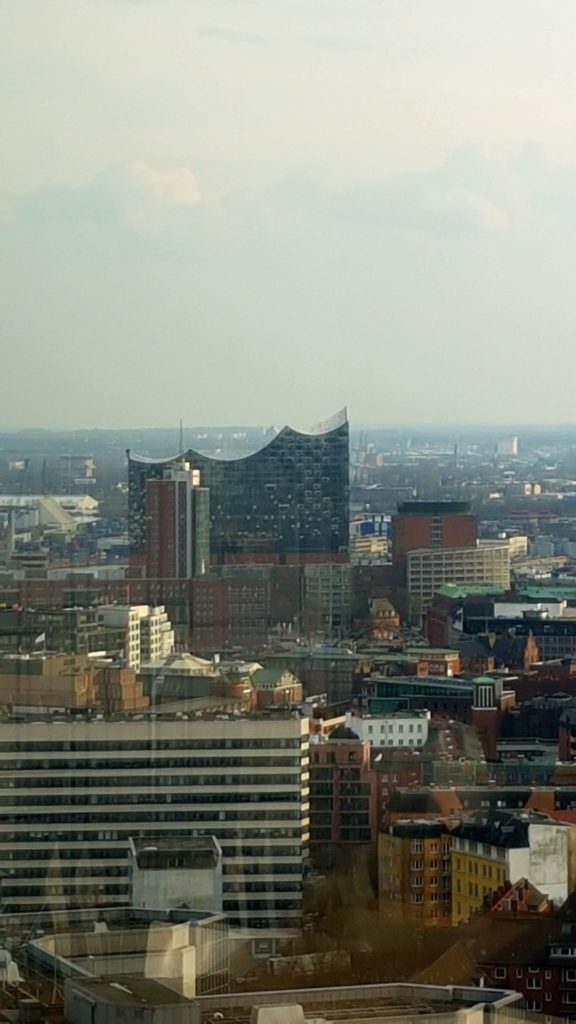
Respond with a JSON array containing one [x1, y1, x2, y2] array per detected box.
[[4, 0, 576, 428]]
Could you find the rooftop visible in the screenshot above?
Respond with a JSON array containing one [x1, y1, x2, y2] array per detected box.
[[66, 977, 191, 1007]]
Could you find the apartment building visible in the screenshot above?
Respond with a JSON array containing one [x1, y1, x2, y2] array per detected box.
[[96, 605, 174, 671], [0, 714, 309, 953], [345, 710, 430, 749], [378, 821, 453, 925], [309, 737, 378, 846], [451, 811, 575, 925]]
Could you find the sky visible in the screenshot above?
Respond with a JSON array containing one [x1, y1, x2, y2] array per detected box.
[[3, 0, 576, 429]]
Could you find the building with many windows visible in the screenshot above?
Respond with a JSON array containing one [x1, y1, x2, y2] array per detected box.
[[378, 821, 453, 925], [128, 410, 349, 567], [0, 714, 309, 954], [96, 605, 175, 671], [345, 710, 430, 749], [406, 541, 511, 611], [309, 736, 378, 847]]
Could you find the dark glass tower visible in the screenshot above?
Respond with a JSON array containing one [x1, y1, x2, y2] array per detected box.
[[128, 410, 349, 566]]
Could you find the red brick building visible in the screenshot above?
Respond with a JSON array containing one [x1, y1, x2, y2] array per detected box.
[[309, 736, 379, 847], [392, 500, 477, 581]]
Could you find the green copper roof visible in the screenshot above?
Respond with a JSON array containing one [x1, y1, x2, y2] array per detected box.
[[519, 586, 576, 601], [435, 583, 507, 599]]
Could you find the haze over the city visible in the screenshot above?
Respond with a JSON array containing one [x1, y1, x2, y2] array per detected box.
[[3, 0, 576, 429]]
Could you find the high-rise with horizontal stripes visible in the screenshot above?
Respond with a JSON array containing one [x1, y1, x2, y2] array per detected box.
[[0, 715, 309, 949]]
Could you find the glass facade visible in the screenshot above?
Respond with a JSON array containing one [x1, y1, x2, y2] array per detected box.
[[128, 410, 349, 563]]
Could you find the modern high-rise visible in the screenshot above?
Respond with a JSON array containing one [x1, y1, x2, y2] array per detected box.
[[144, 461, 210, 579], [128, 410, 349, 567], [0, 714, 309, 953]]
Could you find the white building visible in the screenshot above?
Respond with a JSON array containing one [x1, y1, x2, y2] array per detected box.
[[407, 541, 510, 609], [345, 710, 430, 748], [96, 605, 174, 671], [0, 713, 309, 953], [496, 436, 518, 457], [130, 835, 223, 913]]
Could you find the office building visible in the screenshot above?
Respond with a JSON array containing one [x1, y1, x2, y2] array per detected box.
[[63, 980, 525, 1024], [392, 501, 477, 570], [378, 821, 453, 924], [0, 714, 309, 952], [145, 462, 210, 579], [30, 906, 229, 1000], [128, 409, 349, 566], [406, 541, 510, 610], [302, 562, 351, 635]]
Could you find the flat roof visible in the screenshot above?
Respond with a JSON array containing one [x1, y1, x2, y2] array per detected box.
[[67, 977, 190, 1006]]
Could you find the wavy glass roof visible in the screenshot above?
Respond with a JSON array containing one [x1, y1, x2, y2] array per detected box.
[[129, 408, 348, 465]]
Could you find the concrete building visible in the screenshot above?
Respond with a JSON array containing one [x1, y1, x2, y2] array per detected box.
[[30, 907, 229, 1000], [406, 541, 511, 610], [130, 836, 223, 913], [345, 710, 430, 749], [96, 605, 174, 671], [302, 563, 351, 636], [195, 982, 524, 1024], [0, 713, 309, 952], [379, 821, 453, 924]]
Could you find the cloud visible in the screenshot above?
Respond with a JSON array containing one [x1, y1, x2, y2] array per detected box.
[[306, 34, 372, 51], [2, 161, 211, 250], [127, 161, 202, 209], [196, 24, 267, 44], [272, 148, 529, 239]]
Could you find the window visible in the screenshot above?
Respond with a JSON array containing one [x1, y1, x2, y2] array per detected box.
[[494, 968, 506, 980], [526, 978, 541, 990], [411, 894, 423, 904]]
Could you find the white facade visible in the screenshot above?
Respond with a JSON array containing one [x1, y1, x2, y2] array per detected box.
[[97, 605, 174, 671], [0, 715, 309, 939], [345, 710, 430, 748], [407, 541, 510, 608], [130, 837, 223, 913], [496, 437, 518, 457], [508, 822, 572, 905]]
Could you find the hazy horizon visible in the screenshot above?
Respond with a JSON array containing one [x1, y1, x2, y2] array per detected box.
[[4, 0, 576, 428]]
